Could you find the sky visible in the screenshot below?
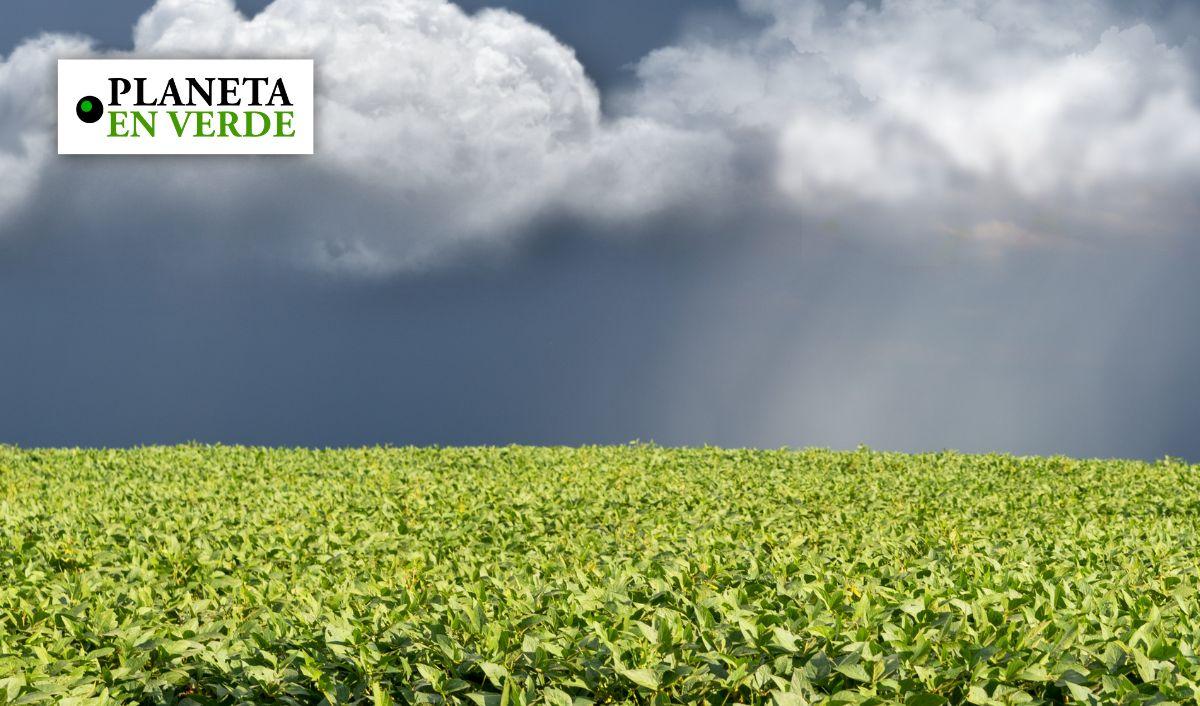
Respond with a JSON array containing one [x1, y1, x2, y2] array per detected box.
[[1, 0, 1199, 459]]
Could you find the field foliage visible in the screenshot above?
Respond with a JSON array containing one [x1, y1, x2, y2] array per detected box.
[[1, 445, 1199, 705]]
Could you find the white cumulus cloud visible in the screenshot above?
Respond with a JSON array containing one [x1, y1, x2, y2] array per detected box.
[[0, 0, 1198, 269], [0, 0, 732, 271], [0, 35, 90, 225], [627, 0, 1200, 242]]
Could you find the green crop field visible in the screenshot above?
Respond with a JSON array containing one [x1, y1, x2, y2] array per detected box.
[[1, 446, 1199, 706]]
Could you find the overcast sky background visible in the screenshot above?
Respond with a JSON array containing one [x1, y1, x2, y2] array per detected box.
[[1, 0, 1199, 459]]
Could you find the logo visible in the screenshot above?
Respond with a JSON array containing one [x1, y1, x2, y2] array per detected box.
[[58, 59, 314, 155]]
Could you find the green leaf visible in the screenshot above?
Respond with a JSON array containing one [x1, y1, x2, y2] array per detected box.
[[416, 664, 445, 688], [835, 662, 872, 683], [772, 691, 809, 706], [1065, 682, 1094, 703], [481, 662, 510, 689], [372, 682, 395, 706], [772, 627, 801, 652], [617, 668, 660, 690]]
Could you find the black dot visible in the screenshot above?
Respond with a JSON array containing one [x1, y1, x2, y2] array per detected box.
[[76, 96, 103, 124]]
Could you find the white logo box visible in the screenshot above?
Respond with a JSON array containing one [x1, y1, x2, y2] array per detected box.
[[58, 59, 314, 155]]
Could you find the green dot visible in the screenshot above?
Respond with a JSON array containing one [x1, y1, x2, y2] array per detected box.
[[80, 99, 93, 112]]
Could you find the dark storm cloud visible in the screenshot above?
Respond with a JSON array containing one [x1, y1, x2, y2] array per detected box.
[[3, 209, 1199, 458], [1, 0, 1199, 459]]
